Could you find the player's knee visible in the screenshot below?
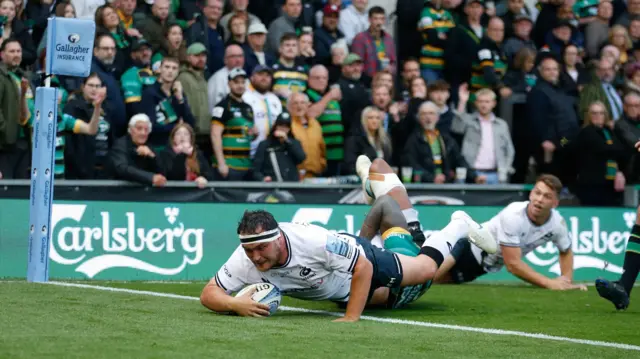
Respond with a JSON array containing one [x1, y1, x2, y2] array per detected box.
[[417, 257, 439, 282], [370, 158, 392, 174]]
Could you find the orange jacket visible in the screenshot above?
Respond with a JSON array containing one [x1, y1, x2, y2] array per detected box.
[[291, 116, 327, 176]]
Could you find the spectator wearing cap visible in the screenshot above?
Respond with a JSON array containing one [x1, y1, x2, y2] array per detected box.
[[211, 67, 257, 180], [220, 0, 261, 42], [207, 44, 246, 110], [140, 57, 196, 150], [121, 38, 156, 120], [91, 33, 127, 136], [503, 14, 535, 66], [187, 0, 225, 77], [314, 4, 345, 66], [338, 53, 370, 135], [580, 57, 624, 121], [288, 92, 327, 178], [444, 0, 485, 99], [338, 0, 369, 46], [351, 6, 397, 79], [542, 20, 576, 56], [470, 17, 511, 99], [178, 43, 211, 160], [243, 65, 283, 157], [266, 0, 303, 54], [418, 0, 455, 84], [305, 64, 344, 176], [109, 114, 167, 187], [614, 92, 640, 183], [252, 112, 306, 182], [521, 53, 579, 184], [243, 22, 277, 75], [585, 0, 613, 60], [315, 0, 340, 29], [500, 0, 533, 39], [571, 0, 599, 26], [272, 33, 309, 105]]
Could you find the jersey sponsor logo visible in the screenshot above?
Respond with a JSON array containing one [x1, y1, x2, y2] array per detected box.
[[299, 266, 315, 279], [326, 234, 353, 259], [223, 265, 232, 278], [212, 106, 224, 118], [48, 204, 204, 278]]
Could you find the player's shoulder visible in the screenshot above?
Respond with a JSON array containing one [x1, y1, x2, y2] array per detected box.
[[500, 201, 529, 219], [549, 208, 569, 232]]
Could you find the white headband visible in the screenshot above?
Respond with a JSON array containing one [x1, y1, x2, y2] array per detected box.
[[239, 228, 280, 244]]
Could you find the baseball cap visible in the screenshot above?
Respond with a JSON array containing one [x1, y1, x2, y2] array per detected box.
[[253, 64, 273, 74], [274, 111, 292, 126], [554, 19, 575, 30], [228, 67, 247, 80], [465, 0, 485, 6], [323, 4, 340, 16], [187, 42, 207, 55], [248, 23, 268, 35], [131, 38, 151, 51], [343, 53, 363, 66], [514, 14, 533, 23]]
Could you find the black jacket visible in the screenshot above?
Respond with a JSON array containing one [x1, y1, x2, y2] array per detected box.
[[444, 20, 483, 86], [242, 44, 276, 75], [12, 20, 36, 68], [187, 17, 225, 77], [252, 136, 306, 181], [572, 125, 627, 186], [403, 130, 478, 183], [109, 136, 162, 184], [343, 134, 392, 175], [140, 82, 196, 148], [614, 115, 640, 183], [63, 96, 115, 179], [525, 78, 580, 148], [338, 76, 371, 136], [158, 147, 215, 181], [313, 26, 344, 65]]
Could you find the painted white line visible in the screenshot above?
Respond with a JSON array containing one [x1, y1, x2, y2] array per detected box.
[[43, 281, 640, 352]]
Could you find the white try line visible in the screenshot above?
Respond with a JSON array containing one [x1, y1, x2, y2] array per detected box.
[[44, 281, 640, 352]]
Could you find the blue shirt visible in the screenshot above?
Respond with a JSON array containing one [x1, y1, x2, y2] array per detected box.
[[207, 27, 225, 76]]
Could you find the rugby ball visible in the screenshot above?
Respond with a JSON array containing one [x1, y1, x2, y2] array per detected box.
[[235, 283, 282, 316]]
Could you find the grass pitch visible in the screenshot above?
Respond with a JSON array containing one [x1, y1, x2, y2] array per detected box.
[[1, 281, 639, 358]]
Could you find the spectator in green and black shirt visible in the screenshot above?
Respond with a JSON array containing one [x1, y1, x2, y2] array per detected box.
[[418, 0, 455, 83], [272, 32, 309, 106], [306, 64, 344, 176], [211, 67, 257, 180], [121, 38, 156, 119], [470, 17, 511, 101]]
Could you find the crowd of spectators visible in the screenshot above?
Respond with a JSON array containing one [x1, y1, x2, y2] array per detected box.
[[0, 0, 639, 206]]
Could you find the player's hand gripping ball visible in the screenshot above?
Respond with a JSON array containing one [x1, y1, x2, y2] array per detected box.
[[235, 283, 282, 316]]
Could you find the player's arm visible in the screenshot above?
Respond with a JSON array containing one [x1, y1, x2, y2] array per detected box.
[[200, 279, 270, 317], [338, 254, 373, 322], [558, 249, 574, 281], [502, 245, 557, 288]]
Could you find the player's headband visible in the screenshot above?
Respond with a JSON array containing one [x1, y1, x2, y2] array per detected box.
[[239, 228, 280, 244]]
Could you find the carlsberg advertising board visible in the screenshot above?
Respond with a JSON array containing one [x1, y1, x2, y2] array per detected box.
[[0, 200, 634, 281]]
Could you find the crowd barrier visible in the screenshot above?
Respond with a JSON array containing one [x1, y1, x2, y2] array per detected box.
[[0, 180, 635, 283]]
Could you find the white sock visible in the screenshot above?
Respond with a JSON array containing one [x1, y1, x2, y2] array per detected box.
[[421, 219, 470, 258], [402, 208, 419, 224]]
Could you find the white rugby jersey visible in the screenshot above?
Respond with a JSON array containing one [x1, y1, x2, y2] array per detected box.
[[214, 222, 361, 302], [478, 201, 572, 273]]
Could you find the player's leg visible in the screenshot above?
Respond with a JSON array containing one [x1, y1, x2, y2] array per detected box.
[[434, 239, 488, 284], [434, 256, 457, 283], [396, 211, 497, 287], [596, 206, 640, 310], [356, 156, 425, 245]]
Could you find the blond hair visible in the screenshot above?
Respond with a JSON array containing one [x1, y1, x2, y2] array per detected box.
[[361, 106, 390, 153]]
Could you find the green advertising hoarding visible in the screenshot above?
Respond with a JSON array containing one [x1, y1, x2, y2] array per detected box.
[[0, 199, 634, 282]]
